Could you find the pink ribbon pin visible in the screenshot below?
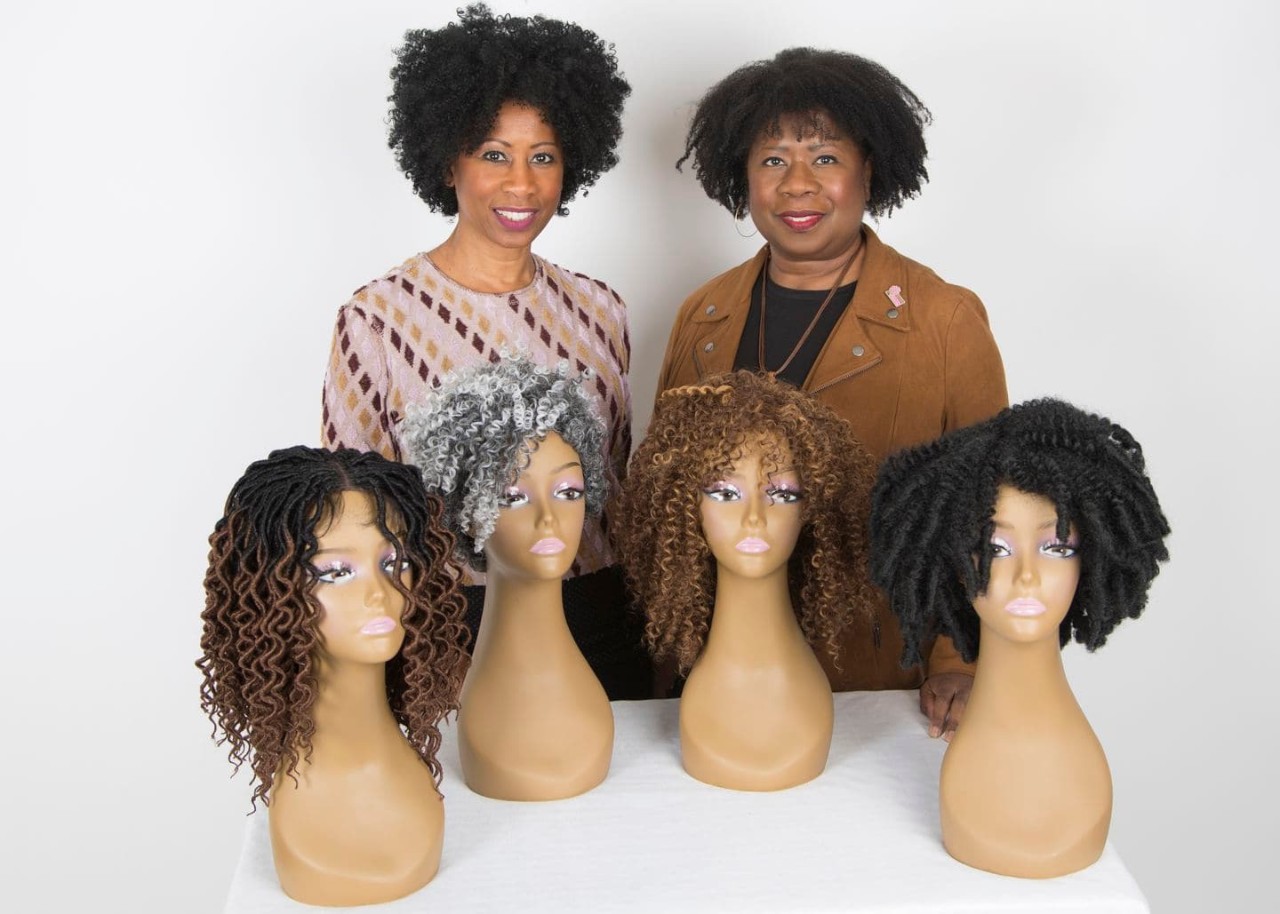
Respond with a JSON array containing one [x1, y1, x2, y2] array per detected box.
[[885, 285, 906, 308]]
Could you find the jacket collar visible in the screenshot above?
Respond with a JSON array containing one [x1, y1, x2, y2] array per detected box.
[[689, 225, 913, 390]]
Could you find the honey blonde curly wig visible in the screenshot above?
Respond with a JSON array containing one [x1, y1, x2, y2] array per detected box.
[[616, 371, 878, 674]]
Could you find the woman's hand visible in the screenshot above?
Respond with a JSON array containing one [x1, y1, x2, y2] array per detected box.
[[920, 672, 973, 741]]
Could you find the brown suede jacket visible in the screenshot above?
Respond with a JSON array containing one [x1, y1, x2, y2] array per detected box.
[[657, 225, 1008, 690]]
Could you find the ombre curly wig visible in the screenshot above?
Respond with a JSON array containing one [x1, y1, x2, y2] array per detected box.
[[870, 398, 1172, 666], [616, 371, 879, 674], [389, 3, 630, 216], [400, 355, 609, 570], [197, 446, 469, 808]]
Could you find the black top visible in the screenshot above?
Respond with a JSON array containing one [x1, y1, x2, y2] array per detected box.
[[733, 268, 857, 389]]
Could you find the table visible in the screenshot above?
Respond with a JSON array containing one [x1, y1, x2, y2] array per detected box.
[[224, 691, 1148, 912]]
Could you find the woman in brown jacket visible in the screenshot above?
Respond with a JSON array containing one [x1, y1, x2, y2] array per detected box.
[[660, 47, 1007, 739]]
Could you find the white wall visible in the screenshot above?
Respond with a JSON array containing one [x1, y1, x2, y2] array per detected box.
[[4, 1, 1276, 910]]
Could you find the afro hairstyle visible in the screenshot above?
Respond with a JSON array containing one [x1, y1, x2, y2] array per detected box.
[[388, 3, 630, 216], [677, 46, 930, 219]]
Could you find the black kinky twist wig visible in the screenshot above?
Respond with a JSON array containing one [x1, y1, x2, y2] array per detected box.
[[678, 47, 931, 219], [870, 399, 1171, 665], [388, 3, 630, 216]]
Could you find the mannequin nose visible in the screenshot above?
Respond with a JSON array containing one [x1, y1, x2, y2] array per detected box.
[[364, 573, 391, 608], [743, 491, 766, 528]]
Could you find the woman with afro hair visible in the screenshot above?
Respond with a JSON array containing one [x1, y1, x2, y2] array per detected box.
[[320, 5, 648, 698], [658, 47, 1009, 731], [616, 371, 879, 789], [197, 446, 469, 904], [869, 398, 1170, 877]]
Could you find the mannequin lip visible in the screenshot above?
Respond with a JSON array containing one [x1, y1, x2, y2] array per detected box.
[[529, 537, 566, 555], [1003, 598, 1047, 617], [360, 615, 399, 635], [735, 537, 771, 554]]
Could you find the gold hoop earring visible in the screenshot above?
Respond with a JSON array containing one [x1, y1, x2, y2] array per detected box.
[[732, 201, 757, 238]]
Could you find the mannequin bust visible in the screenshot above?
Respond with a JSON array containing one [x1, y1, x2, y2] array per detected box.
[[198, 446, 468, 905], [870, 399, 1170, 877], [402, 357, 614, 800], [617, 372, 878, 790]]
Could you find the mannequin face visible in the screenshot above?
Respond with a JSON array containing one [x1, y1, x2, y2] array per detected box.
[[484, 432, 586, 581], [746, 110, 871, 270], [699, 436, 805, 581], [972, 486, 1080, 645], [447, 101, 564, 256], [311, 490, 409, 665]]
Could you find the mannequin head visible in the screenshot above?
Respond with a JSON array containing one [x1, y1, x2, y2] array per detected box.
[[484, 431, 587, 581], [198, 446, 468, 807], [870, 398, 1171, 665], [616, 371, 879, 674], [400, 355, 608, 571]]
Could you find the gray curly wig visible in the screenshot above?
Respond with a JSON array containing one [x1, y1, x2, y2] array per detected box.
[[400, 356, 609, 570]]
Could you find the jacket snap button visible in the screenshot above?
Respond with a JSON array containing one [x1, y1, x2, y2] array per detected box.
[[705, 305, 716, 315], [852, 345, 865, 357], [886, 308, 899, 319], [703, 342, 715, 352]]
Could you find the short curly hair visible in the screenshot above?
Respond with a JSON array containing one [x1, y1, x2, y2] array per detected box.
[[388, 3, 630, 217], [400, 355, 608, 570], [870, 399, 1172, 666], [677, 47, 931, 219], [616, 371, 879, 675], [197, 446, 469, 808]]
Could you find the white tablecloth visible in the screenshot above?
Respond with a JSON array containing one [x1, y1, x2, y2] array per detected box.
[[224, 690, 1148, 912]]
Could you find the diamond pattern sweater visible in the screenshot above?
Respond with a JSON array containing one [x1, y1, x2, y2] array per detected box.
[[322, 252, 632, 583]]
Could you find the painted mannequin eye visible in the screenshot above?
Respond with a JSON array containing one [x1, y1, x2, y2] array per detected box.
[[554, 485, 585, 501], [498, 487, 529, 508], [1041, 541, 1078, 558], [766, 486, 804, 504], [703, 483, 742, 503], [989, 537, 1012, 558], [313, 562, 353, 584]]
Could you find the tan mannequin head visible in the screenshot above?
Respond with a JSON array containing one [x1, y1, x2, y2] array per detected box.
[[617, 370, 879, 674], [971, 486, 1080, 648], [484, 431, 587, 581], [401, 356, 608, 572], [698, 434, 805, 583], [198, 446, 468, 807]]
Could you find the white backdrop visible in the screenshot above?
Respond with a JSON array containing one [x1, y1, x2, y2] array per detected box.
[[4, 1, 1277, 911]]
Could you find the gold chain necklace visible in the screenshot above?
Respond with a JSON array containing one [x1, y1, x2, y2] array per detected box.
[[757, 238, 863, 379]]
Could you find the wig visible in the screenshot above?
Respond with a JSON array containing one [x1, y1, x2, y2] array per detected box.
[[677, 47, 931, 219], [870, 399, 1172, 666], [616, 371, 879, 675], [400, 356, 609, 570], [197, 446, 469, 808], [388, 3, 630, 217]]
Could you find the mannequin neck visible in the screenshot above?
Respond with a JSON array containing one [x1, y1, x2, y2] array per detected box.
[[473, 572, 575, 663], [310, 659, 400, 752], [429, 230, 536, 293], [969, 626, 1075, 715], [703, 566, 804, 662]]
